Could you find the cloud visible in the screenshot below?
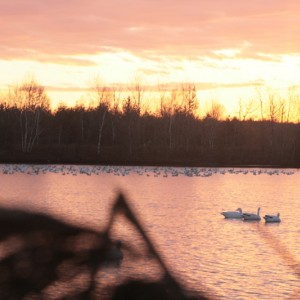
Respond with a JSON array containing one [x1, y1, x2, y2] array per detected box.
[[0, 46, 97, 66], [198, 80, 265, 90], [0, 0, 299, 62], [45, 85, 90, 92], [43, 79, 265, 94]]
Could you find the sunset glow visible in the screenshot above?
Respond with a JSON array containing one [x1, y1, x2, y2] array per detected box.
[[1, 0, 300, 116]]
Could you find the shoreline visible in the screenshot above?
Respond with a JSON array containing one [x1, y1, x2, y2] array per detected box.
[[0, 159, 298, 169]]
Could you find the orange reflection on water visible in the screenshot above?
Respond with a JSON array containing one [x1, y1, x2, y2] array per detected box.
[[1, 167, 300, 299]]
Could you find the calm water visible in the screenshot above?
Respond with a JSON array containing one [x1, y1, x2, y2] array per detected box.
[[1, 165, 300, 299]]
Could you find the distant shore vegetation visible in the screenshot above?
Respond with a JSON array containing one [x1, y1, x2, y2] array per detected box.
[[1, 77, 300, 166]]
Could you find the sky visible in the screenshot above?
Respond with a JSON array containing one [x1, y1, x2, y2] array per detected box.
[[1, 0, 300, 115]]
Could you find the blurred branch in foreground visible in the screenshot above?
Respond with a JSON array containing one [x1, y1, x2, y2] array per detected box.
[[0, 193, 211, 299]]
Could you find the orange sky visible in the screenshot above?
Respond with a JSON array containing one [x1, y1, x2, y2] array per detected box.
[[1, 0, 300, 115]]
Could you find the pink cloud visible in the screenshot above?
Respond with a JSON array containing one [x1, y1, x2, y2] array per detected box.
[[0, 0, 299, 62]]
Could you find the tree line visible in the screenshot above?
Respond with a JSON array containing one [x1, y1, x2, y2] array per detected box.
[[1, 78, 300, 167]]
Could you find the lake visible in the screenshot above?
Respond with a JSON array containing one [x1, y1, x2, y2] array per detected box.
[[0, 164, 300, 299]]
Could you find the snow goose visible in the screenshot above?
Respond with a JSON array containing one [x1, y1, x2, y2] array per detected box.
[[243, 207, 261, 221], [221, 208, 243, 219], [264, 213, 281, 223]]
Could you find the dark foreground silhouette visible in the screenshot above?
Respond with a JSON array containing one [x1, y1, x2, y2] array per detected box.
[[0, 194, 210, 299]]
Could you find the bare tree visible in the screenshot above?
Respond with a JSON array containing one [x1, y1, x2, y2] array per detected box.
[[204, 99, 225, 150], [130, 73, 145, 115], [91, 77, 110, 156], [179, 82, 199, 151], [180, 82, 199, 117], [266, 90, 281, 148], [255, 87, 265, 121], [238, 97, 258, 121], [278, 98, 286, 124], [205, 99, 225, 120], [128, 73, 146, 151], [286, 86, 298, 123], [109, 84, 122, 145], [295, 92, 300, 123], [267, 91, 279, 123], [9, 78, 49, 153], [157, 82, 170, 117], [167, 89, 179, 150]]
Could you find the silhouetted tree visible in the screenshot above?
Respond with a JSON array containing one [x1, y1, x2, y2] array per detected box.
[[8, 78, 50, 153], [91, 77, 110, 156], [1, 79, 300, 166]]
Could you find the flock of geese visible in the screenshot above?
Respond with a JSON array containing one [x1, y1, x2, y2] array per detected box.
[[0, 164, 297, 178], [221, 207, 281, 223]]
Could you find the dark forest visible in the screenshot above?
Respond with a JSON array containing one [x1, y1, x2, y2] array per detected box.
[[1, 79, 300, 167]]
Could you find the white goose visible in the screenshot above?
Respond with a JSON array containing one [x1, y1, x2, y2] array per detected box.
[[243, 207, 261, 221], [264, 213, 281, 223], [221, 208, 243, 219]]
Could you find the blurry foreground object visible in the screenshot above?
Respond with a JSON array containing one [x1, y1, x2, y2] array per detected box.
[[0, 193, 210, 299]]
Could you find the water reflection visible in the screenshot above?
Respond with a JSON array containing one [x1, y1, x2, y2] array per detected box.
[[0, 165, 300, 299], [0, 193, 209, 299]]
